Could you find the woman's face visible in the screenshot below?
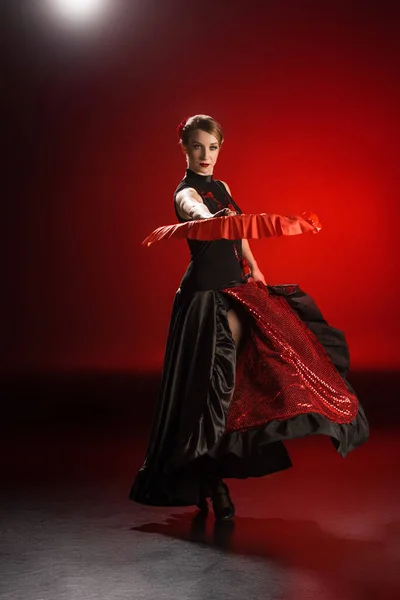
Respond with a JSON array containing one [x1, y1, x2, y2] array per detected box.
[[184, 129, 221, 176]]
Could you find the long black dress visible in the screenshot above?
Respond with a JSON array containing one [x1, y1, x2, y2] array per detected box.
[[129, 168, 369, 507]]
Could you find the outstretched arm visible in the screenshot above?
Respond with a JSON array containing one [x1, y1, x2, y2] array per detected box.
[[175, 187, 214, 220], [175, 187, 236, 221]]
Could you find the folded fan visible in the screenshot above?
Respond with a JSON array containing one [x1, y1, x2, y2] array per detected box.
[[142, 212, 321, 247]]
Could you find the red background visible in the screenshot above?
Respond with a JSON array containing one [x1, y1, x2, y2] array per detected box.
[[3, 0, 399, 373]]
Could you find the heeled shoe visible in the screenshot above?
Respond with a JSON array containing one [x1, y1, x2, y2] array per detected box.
[[210, 480, 235, 521]]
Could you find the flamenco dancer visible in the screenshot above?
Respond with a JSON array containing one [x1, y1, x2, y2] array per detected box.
[[129, 114, 369, 521]]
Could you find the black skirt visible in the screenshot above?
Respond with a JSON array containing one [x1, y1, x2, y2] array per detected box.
[[129, 282, 369, 507]]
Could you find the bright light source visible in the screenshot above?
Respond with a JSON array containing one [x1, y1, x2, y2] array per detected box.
[[47, 0, 109, 25]]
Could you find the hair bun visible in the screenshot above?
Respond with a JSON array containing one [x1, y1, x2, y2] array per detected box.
[[176, 114, 223, 146]]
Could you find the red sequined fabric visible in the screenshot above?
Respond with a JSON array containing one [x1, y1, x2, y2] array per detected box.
[[222, 282, 358, 432]]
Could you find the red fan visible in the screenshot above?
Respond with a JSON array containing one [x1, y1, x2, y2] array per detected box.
[[142, 211, 321, 247]]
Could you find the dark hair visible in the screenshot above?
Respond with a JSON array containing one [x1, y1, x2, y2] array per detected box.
[[178, 114, 224, 146]]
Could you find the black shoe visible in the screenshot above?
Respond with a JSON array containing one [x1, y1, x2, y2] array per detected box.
[[211, 480, 235, 521]]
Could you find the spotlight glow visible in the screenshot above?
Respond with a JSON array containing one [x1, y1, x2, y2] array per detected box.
[[48, 0, 109, 24]]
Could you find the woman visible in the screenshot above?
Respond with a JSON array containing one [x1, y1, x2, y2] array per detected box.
[[129, 114, 369, 521]]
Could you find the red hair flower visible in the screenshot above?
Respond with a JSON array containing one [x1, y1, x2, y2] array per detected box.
[[177, 118, 187, 140]]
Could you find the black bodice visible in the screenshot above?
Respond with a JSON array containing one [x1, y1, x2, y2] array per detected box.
[[173, 169, 246, 293]]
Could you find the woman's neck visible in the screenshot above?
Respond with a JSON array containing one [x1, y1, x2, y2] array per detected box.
[[186, 168, 213, 183]]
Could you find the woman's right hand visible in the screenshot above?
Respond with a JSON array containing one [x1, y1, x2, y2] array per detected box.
[[213, 208, 237, 218]]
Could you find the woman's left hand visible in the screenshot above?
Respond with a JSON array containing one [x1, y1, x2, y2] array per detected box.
[[250, 266, 267, 285]]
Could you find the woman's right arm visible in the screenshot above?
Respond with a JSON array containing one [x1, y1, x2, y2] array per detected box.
[[175, 187, 236, 221], [175, 187, 214, 220]]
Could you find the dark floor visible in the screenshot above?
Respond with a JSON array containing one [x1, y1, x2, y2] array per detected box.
[[0, 370, 399, 600]]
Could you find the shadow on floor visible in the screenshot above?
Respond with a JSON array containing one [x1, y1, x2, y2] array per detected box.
[[133, 512, 400, 600]]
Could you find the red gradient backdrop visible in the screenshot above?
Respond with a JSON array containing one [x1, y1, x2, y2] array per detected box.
[[4, 1, 399, 373]]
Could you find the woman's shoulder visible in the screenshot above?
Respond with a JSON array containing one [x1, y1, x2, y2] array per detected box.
[[216, 180, 232, 196], [174, 178, 195, 198], [213, 179, 234, 200], [214, 179, 242, 214]]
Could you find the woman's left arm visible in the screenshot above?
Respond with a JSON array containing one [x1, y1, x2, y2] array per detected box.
[[221, 181, 267, 285], [242, 239, 267, 284]]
